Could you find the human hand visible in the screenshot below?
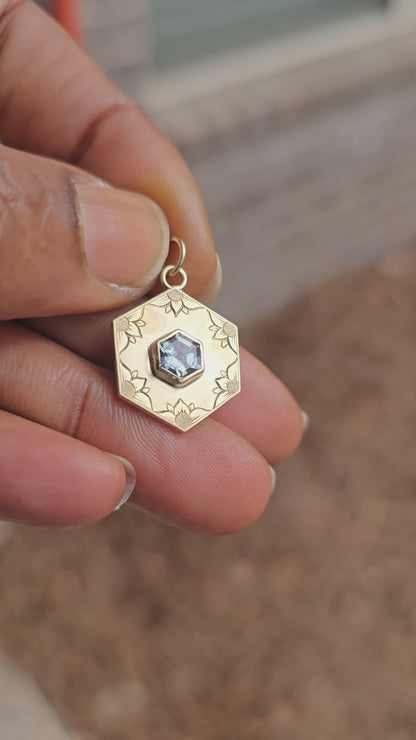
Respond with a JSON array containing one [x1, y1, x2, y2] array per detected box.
[[0, 1, 304, 532]]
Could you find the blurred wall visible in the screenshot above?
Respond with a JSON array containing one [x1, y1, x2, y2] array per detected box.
[[84, 1, 416, 325], [83, 0, 151, 90]]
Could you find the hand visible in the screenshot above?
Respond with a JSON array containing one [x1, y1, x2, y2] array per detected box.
[[0, 1, 304, 533]]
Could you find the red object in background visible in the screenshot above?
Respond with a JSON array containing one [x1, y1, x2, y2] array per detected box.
[[51, 0, 83, 43]]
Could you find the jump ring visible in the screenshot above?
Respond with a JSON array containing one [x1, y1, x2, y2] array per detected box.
[[160, 265, 188, 290]]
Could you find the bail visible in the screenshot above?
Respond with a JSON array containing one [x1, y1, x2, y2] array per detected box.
[[161, 237, 188, 290]]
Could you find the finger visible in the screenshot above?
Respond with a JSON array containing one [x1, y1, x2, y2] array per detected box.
[[27, 312, 303, 465], [0, 1, 219, 297], [214, 351, 303, 463], [0, 144, 171, 319], [0, 410, 135, 527], [0, 322, 274, 534]]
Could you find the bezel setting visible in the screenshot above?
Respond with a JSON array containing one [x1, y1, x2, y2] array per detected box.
[[149, 329, 204, 388]]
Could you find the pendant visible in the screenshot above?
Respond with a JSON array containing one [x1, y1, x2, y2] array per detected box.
[[113, 238, 241, 431]]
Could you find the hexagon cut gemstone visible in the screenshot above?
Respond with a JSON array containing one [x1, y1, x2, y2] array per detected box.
[[150, 330, 204, 387]]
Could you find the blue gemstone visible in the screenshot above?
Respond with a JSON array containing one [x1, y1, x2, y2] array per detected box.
[[158, 333, 202, 380]]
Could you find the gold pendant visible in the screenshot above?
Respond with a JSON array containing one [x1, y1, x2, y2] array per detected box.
[[113, 238, 241, 431]]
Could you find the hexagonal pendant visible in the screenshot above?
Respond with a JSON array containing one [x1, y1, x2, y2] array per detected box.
[[113, 288, 240, 431]]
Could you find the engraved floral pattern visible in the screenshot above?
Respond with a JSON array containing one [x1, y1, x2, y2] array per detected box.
[[161, 398, 201, 430], [120, 368, 152, 406], [160, 289, 193, 317], [116, 310, 146, 350], [213, 365, 240, 407], [209, 314, 238, 348]]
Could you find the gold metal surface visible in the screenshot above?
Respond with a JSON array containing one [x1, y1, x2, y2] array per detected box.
[[166, 237, 186, 276], [113, 288, 240, 432]]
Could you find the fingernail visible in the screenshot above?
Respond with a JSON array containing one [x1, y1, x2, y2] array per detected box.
[[108, 454, 136, 511], [301, 410, 310, 432], [75, 182, 169, 288], [269, 465, 277, 496], [201, 253, 223, 303]]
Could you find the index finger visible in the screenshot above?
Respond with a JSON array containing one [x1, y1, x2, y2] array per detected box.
[[0, 0, 218, 296]]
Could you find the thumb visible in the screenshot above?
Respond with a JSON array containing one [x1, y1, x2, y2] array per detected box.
[[0, 144, 170, 320]]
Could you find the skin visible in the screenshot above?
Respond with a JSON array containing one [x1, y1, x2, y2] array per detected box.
[[0, 0, 303, 533]]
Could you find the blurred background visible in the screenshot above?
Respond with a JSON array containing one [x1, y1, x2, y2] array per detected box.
[[1, 1, 415, 738]]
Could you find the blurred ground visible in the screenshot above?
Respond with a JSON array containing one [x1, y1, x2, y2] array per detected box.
[[0, 247, 415, 740]]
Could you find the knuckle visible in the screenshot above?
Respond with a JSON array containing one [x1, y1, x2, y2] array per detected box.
[[0, 153, 59, 252], [0, 157, 30, 292], [0, 150, 79, 318], [0, 0, 23, 26]]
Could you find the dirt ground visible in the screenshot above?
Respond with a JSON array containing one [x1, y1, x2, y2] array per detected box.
[[0, 247, 415, 740]]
